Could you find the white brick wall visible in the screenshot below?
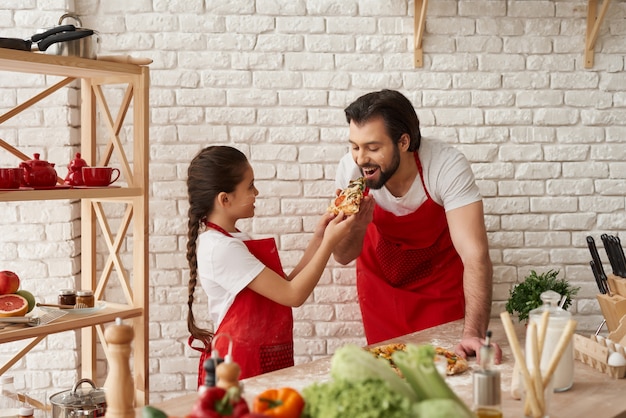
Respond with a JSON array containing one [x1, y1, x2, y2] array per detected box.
[[0, 0, 625, 403]]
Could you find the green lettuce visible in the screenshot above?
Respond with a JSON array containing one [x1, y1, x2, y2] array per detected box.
[[302, 378, 418, 418]]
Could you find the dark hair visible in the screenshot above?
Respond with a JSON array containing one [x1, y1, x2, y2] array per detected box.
[[186, 145, 250, 347], [344, 89, 421, 151]]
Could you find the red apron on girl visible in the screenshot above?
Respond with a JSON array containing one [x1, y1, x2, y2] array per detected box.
[[190, 223, 294, 387], [357, 152, 465, 344]]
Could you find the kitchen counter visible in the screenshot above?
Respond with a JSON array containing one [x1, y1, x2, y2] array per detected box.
[[145, 319, 626, 417]]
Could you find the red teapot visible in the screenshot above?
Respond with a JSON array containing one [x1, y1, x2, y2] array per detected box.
[[20, 153, 58, 187]]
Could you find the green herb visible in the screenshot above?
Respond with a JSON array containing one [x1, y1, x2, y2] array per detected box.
[[505, 269, 580, 322]]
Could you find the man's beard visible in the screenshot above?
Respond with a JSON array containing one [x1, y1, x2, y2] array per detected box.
[[363, 146, 401, 190]]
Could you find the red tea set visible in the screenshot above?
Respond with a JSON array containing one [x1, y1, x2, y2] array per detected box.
[[0, 153, 120, 189]]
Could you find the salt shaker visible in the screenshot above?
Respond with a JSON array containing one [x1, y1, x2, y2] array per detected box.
[[473, 330, 502, 418], [526, 290, 575, 392]]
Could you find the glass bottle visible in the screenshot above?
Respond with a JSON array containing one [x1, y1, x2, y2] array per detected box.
[[0, 375, 20, 418], [526, 290, 574, 392], [473, 330, 503, 418]]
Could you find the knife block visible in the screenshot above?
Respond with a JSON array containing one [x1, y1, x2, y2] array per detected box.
[[607, 274, 626, 297], [597, 293, 626, 333]]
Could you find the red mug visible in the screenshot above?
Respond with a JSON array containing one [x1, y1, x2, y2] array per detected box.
[[82, 167, 121, 187], [0, 168, 22, 189]]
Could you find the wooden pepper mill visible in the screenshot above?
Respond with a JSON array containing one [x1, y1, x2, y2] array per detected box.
[[104, 317, 135, 418]]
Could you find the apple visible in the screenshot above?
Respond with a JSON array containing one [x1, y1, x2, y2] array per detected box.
[[0, 271, 20, 295]]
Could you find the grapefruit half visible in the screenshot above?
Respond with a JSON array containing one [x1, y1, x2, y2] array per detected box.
[[0, 294, 28, 317]]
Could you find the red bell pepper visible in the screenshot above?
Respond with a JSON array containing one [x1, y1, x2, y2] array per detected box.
[[189, 386, 249, 418]]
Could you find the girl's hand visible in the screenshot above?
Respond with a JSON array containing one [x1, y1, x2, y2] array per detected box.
[[322, 211, 356, 246]]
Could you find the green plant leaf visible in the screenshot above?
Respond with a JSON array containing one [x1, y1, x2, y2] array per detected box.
[[504, 269, 580, 322]]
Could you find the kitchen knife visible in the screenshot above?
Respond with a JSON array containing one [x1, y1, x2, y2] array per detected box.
[[601, 233, 620, 276], [589, 260, 607, 294], [586, 236, 611, 295], [611, 235, 626, 277]]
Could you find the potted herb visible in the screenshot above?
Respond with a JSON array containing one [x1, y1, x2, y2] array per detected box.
[[505, 269, 580, 323]]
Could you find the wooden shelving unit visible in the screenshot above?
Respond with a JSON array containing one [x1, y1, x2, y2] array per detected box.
[[0, 48, 149, 406]]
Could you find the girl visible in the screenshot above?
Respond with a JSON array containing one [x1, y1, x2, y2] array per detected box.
[[186, 145, 353, 386]]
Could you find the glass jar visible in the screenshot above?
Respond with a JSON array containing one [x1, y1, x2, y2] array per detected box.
[[58, 289, 76, 306], [526, 290, 575, 392], [76, 290, 95, 308]]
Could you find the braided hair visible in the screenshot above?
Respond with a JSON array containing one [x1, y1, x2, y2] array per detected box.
[[186, 145, 250, 348]]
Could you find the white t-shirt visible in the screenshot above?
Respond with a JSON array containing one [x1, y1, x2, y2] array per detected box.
[[197, 229, 265, 328], [335, 137, 481, 216]]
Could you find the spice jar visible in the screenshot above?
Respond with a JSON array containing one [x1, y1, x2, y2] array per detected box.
[[76, 290, 95, 308], [58, 289, 76, 306], [18, 406, 34, 418]]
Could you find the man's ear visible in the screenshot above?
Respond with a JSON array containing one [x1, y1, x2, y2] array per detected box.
[[398, 133, 411, 151]]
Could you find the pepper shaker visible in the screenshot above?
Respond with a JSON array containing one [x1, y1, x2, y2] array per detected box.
[[104, 317, 135, 418]]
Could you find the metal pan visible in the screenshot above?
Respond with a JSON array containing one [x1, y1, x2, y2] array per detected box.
[[0, 24, 79, 52], [41, 14, 99, 58]]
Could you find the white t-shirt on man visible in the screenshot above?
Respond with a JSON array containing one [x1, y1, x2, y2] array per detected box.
[[335, 137, 481, 216]]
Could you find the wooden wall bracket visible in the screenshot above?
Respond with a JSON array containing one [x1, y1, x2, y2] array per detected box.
[[414, 0, 428, 68], [585, 0, 612, 69]]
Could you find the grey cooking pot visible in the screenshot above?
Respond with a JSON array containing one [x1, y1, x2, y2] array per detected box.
[[41, 13, 100, 58], [49, 379, 107, 418]]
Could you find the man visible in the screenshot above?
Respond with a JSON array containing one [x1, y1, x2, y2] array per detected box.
[[333, 89, 501, 362]]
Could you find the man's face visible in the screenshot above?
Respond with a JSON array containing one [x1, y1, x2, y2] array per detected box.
[[349, 116, 400, 190]]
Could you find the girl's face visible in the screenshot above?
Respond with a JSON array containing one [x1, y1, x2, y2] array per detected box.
[[228, 163, 258, 219]]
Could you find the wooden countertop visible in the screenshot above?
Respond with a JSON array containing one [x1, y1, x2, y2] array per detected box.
[[145, 319, 626, 418]]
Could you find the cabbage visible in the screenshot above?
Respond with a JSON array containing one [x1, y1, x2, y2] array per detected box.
[[330, 344, 417, 402]]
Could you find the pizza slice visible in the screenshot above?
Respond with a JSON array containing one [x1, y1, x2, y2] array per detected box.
[[327, 177, 366, 215], [365, 343, 469, 376]]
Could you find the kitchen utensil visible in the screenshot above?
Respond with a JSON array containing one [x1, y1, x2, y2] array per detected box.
[[42, 14, 99, 59], [63, 153, 88, 186], [0, 310, 67, 327], [601, 234, 620, 276], [0, 168, 22, 189], [82, 167, 120, 187], [590, 260, 607, 294], [587, 236, 611, 295], [49, 379, 107, 418], [19, 153, 58, 187], [36, 302, 89, 309], [610, 235, 626, 277], [0, 24, 86, 52]]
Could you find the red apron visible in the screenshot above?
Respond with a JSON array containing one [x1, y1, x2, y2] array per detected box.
[[189, 223, 294, 387], [357, 152, 465, 344]]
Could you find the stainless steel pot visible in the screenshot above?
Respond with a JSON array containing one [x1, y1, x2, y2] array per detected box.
[[49, 379, 107, 418], [42, 13, 100, 58]]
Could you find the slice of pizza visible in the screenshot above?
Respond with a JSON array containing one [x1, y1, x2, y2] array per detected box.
[[365, 343, 469, 376], [435, 346, 470, 375], [328, 177, 366, 215]]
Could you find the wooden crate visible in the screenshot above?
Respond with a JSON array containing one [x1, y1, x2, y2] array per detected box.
[[574, 334, 626, 379]]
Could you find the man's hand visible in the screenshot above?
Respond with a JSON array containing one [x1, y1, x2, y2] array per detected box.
[[455, 336, 502, 365]]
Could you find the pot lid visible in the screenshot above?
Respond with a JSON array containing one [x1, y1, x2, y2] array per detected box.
[[50, 379, 106, 407]]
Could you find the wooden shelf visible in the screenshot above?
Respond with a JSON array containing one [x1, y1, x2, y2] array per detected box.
[[0, 303, 143, 344], [0, 48, 143, 78], [0, 50, 149, 405], [0, 187, 143, 202]]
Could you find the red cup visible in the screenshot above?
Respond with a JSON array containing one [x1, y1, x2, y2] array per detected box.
[[82, 167, 121, 187], [0, 168, 22, 189]]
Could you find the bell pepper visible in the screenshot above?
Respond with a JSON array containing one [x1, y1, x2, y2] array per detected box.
[[252, 387, 304, 418], [190, 386, 249, 418]]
